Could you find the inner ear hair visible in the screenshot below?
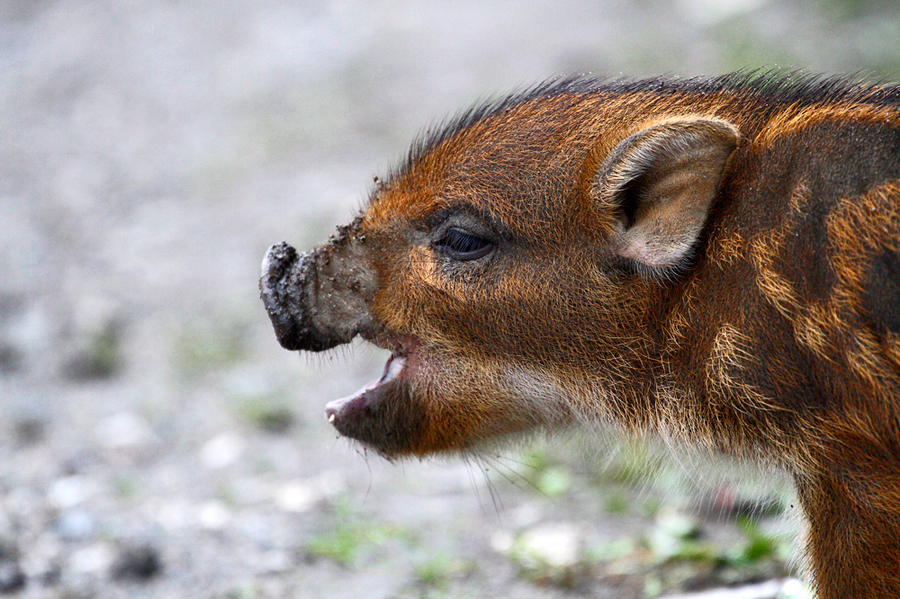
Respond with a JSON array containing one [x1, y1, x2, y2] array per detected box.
[[592, 116, 740, 273]]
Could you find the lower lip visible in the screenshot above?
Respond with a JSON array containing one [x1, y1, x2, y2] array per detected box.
[[325, 354, 408, 423]]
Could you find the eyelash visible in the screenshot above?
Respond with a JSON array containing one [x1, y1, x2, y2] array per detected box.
[[434, 227, 494, 260]]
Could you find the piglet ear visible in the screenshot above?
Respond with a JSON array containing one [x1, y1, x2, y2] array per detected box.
[[592, 117, 739, 271]]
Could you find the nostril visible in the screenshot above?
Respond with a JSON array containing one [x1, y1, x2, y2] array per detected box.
[[260, 244, 339, 352], [259, 243, 301, 314], [260, 242, 298, 282]]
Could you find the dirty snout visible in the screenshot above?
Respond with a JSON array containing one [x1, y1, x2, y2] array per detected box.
[[259, 233, 376, 353], [259, 234, 431, 457]]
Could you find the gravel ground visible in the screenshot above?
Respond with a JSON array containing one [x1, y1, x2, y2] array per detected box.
[[2, 1, 900, 598]]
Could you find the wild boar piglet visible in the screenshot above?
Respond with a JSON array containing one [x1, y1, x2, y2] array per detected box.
[[261, 73, 900, 598]]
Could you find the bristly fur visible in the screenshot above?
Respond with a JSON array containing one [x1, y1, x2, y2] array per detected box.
[[389, 69, 900, 185], [266, 67, 900, 597]]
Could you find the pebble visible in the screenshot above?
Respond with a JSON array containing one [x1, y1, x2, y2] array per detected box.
[[494, 522, 582, 569], [526, 524, 581, 568], [0, 558, 25, 593], [154, 500, 192, 532], [5, 305, 49, 358], [95, 412, 157, 450], [252, 549, 291, 575], [0, 543, 24, 594], [275, 471, 346, 513], [48, 476, 96, 510], [200, 433, 244, 469], [110, 543, 162, 581], [56, 510, 96, 541], [274, 482, 316, 513], [198, 501, 231, 531], [69, 544, 113, 575], [13, 416, 45, 446]]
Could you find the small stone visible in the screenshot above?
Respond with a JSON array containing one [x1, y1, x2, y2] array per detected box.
[[252, 549, 291, 575], [0, 558, 25, 593], [69, 544, 113, 574], [95, 412, 157, 450], [56, 510, 96, 541], [655, 506, 700, 539], [490, 530, 514, 554], [110, 544, 162, 581], [48, 476, 96, 509], [200, 433, 244, 469], [198, 501, 230, 530], [0, 542, 24, 593], [154, 500, 191, 532], [275, 482, 316, 513], [526, 524, 580, 568], [275, 471, 346, 513], [13, 416, 45, 446], [508, 523, 582, 569]]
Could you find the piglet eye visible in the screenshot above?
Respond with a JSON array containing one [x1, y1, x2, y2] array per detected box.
[[435, 227, 494, 261]]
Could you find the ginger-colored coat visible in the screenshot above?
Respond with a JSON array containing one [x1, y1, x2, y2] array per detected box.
[[261, 73, 900, 598]]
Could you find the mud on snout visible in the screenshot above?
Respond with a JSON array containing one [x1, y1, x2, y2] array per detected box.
[[259, 238, 433, 457], [259, 235, 376, 352]]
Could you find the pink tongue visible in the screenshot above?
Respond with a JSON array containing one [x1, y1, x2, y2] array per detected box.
[[325, 355, 406, 422]]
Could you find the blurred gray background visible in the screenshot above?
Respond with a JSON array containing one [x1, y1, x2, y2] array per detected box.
[[2, 1, 900, 598]]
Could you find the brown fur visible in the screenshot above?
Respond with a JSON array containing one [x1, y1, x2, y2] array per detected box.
[[260, 72, 900, 597]]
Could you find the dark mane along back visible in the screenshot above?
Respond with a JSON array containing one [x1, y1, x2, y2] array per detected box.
[[396, 70, 900, 180]]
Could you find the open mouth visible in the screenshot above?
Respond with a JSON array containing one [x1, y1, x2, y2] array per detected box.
[[324, 352, 408, 423], [321, 333, 430, 455]]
